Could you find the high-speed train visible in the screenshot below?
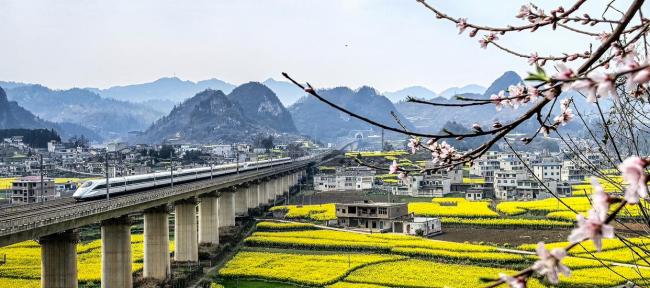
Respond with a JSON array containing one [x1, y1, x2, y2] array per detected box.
[[72, 157, 293, 201]]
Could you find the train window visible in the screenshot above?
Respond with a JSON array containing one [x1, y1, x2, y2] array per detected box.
[[81, 181, 93, 188], [94, 184, 106, 190]]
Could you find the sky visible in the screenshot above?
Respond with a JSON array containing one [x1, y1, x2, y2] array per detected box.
[[0, 0, 625, 93]]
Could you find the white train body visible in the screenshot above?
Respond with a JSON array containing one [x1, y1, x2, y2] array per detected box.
[[72, 157, 292, 201]]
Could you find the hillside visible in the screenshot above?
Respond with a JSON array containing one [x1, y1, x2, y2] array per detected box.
[[227, 82, 297, 133], [137, 89, 268, 144], [289, 86, 414, 143]]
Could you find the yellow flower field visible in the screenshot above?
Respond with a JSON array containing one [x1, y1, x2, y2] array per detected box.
[[256, 221, 316, 231], [440, 217, 573, 229], [216, 225, 650, 287], [344, 259, 545, 288], [409, 198, 499, 218], [270, 204, 337, 221], [0, 234, 174, 287], [219, 251, 405, 286], [571, 175, 624, 196]]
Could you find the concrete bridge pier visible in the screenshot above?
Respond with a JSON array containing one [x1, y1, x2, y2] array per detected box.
[[174, 198, 198, 262], [234, 185, 248, 217], [264, 180, 273, 204], [101, 215, 132, 288], [256, 182, 264, 207], [283, 175, 289, 195], [218, 190, 235, 227], [198, 193, 220, 245], [247, 184, 257, 211], [40, 230, 79, 288], [143, 205, 170, 280]]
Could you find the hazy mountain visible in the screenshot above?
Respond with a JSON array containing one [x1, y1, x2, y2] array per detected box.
[[0, 87, 102, 141], [289, 86, 415, 143], [138, 89, 268, 144], [227, 82, 297, 133], [396, 71, 523, 133], [0, 81, 30, 90], [483, 71, 521, 97], [438, 84, 486, 99], [262, 78, 306, 106], [395, 71, 595, 140], [5, 85, 162, 139], [384, 86, 437, 103], [95, 77, 236, 107]]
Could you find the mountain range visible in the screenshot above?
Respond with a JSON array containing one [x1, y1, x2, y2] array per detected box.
[[4, 85, 163, 139], [0, 87, 101, 141], [1, 70, 596, 145], [289, 86, 414, 143], [384, 84, 486, 103], [137, 82, 297, 144]]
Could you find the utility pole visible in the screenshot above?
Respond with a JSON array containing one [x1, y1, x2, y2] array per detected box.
[[39, 154, 44, 203], [105, 151, 110, 200]]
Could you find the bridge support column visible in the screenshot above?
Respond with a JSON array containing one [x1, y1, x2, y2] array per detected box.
[[174, 198, 198, 262], [256, 183, 264, 206], [283, 175, 289, 195], [234, 186, 248, 216], [101, 216, 132, 288], [264, 181, 273, 203], [143, 206, 170, 280], [198, 193, 219, 245], [247, 184, 257, 210], [40, 230, 78, 288], [218, 190, 235, 227]]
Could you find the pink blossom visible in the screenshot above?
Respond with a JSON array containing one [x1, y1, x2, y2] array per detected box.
[[532, 242, 570, 284], [389, 160, 399, 174], [516, 5, 531, 19], [509, 85, 525, 99], [589, 70, 618, 101], [566, 54, 579, 61], [528, 52, 539, 66], [490, 90, 510, 111], [560, 99, 570, 110], [590, 177, 611, 219], [597, 32, 610, 43], [429, 141, 457, 164], [553, 63, 576, 81], [571, 70, 618, 103], [527, 86, 540, 101], [499, 273, 527, 288], [407, 138, 420, 154], [457, 18, 468, 34], [618, 156, 648, 204], [568, 209, 615, 252], [570, 79, 598, 102], [553, 108, 574, 126], [479, 33, 498, 49], [632, 68, 650, 84]]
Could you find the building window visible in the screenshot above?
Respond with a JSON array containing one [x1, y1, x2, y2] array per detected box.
[[378, 208, 387, 215]]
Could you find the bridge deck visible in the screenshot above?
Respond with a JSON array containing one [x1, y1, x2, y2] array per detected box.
[[0, 160, 310, 247]]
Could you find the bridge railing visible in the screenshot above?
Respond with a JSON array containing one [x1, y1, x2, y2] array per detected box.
[[0, 160, 311, 237]]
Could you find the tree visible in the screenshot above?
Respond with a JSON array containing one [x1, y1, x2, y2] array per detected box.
[[283, 1, 650, 286], [254, 134, 275, 152]]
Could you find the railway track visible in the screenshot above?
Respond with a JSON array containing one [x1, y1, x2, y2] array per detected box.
[[0, 160, 311, 239]]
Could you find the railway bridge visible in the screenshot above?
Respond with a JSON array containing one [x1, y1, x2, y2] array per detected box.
[[0, 155, 321, 288]]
